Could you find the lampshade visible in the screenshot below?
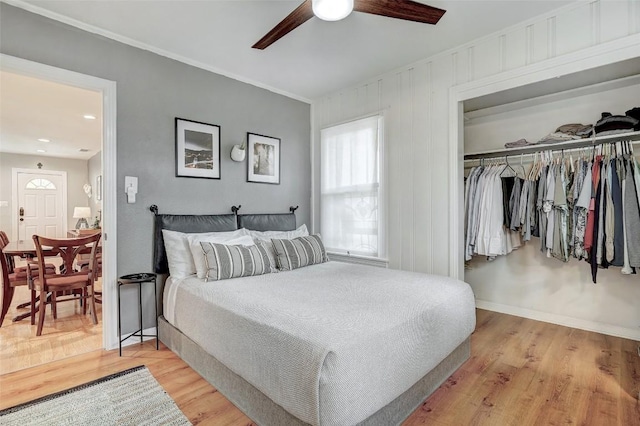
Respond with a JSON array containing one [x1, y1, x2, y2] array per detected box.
[[73, 206, 92, 219], [312, 0, 354, 21]]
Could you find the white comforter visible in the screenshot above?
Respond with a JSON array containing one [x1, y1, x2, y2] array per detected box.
[[166, 261, 475, 426]]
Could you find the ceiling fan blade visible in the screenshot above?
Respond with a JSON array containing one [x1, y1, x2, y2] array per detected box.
[[252, 0, 315, 50], [354, 0, 446, 25]]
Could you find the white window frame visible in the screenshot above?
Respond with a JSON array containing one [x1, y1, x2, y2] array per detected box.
[[320, 114, 387, 266]]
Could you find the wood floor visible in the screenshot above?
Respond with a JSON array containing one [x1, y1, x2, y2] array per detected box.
[[0, 282, 103, 375], [1, 309, 638, 425]]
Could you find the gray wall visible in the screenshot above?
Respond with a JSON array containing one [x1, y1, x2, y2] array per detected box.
[[0, 4, 311, 333], [0, 152, 90, 234], [87, 151, 102, 225]]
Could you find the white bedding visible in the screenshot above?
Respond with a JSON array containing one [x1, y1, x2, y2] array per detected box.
[[165, 261, 475, 426]]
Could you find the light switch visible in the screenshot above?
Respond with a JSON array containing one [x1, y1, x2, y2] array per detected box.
[[125, 176, 138, 203], [0, 201, 8, 207]]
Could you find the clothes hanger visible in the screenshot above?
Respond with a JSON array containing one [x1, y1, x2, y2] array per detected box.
[[500, 155, 516, 177], [518, 153, 527, 179]]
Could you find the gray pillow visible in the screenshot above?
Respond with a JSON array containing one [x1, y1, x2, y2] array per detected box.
[[200, 241, 272, 281], [271, 234, 329, 271]]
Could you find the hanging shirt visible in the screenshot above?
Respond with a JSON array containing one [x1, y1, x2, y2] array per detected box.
[[552, 163, 569, 262], [596, 159, 608, 266], [603, 160, 615, 264], [509, 177, 523, 231], [625, 158, 640, 267], [610, 159, 625, 267], [545, 164, 556, 253], [584, 157, 602, 253], [476, 166, 507, 257], [590, 169, 603, 283], [574, 167, 592, 260], [501, 176, 515, 227], [537, 165, 548, 251], [464, 166, 484, 261]]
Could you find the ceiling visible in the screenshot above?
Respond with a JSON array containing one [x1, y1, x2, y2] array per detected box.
[[1, 0, 573, 161], [0, 71, 102, 160], [17, 0, 573, 101]]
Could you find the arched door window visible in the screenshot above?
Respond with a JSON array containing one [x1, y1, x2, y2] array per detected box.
[[25, 178, 56, 190]]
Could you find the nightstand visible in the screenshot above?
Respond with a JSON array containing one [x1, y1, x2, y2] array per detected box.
[[117, 273, 158, 356]]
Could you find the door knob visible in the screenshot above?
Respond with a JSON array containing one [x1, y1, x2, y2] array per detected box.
[[19, 207, 24, 222]]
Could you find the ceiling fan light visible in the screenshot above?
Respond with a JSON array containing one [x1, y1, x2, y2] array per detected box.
[[312, 0, 354, 21]]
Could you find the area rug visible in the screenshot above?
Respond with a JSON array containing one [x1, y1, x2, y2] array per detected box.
[[0, 365, 191, 425]]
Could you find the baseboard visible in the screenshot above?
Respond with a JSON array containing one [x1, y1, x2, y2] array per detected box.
[[475, 300, 640, 341], [119, 326, 157, 348]]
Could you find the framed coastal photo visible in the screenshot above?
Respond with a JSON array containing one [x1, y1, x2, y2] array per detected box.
[[175, 118, 221, 179], [247, 133, 280, 184]]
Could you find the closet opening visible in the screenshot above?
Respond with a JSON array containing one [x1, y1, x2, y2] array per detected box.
[[449, 49, 640, 341]]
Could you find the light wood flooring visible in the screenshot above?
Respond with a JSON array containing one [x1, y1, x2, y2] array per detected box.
[[0, 282, 103, 375], [1, 309, 638, 425]]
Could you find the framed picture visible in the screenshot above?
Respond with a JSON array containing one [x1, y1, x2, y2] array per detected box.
[[247, 133, 280, 184], [96, 175, 102, 201], [175, 118, 221, 179]]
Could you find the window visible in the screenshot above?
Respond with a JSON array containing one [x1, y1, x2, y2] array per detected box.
[[25, 178, 56, 190], [321, 115, 385, 258]]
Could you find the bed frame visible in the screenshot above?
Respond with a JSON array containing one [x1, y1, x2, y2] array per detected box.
[[150, 205, 470, 425]]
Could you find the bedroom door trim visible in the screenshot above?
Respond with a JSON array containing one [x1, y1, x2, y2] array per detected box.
[[0, 54, 119, 351]]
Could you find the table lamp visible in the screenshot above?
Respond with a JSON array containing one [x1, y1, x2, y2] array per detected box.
[[73, 206, 92, 229]]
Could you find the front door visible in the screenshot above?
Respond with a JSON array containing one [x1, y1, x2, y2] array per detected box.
[[14, 169, 67, 240]]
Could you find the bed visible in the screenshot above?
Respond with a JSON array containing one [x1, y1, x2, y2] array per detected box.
[[152, 206, 476, 426]]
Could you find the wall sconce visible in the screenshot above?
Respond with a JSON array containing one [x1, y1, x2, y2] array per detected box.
[[231, 140, 246, 162]]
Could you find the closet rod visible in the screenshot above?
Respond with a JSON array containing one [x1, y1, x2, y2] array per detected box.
[[463, 130, 640, 161], [464, 141, 640, 163]]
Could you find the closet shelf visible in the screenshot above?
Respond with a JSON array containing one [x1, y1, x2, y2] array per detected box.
[[464, 130, 640, 161]]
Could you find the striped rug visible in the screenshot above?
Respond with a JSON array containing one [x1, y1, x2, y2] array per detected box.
[[0, 365, 191, 425]]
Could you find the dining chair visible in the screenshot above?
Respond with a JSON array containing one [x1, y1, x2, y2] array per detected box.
[[78, 245, 102, 304], [28, 233, 102, 336], [0, 239, 27, 327], [0, 231, 57, 327], [0, 232, 57, 327]]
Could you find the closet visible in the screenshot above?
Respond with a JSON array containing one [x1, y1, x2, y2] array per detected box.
[[461, 57, 640, 340]]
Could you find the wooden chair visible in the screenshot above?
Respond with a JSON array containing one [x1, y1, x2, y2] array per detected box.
[[0, 240, 28, 327], [0, 233, 56, 327], [28, 233, 101, 336], [0, 231, 57, 327], [78, 245, 102, 304]]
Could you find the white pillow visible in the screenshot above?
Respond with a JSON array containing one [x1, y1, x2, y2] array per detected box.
[[162, 228, 248, 278], [247, 224, 309, 242], [188, 234, 254, 279]]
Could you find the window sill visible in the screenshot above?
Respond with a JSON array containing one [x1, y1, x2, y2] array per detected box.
[[327, 252, 389, 268]]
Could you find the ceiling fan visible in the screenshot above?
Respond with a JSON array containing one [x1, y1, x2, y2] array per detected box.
[[252, 0, 446, 50]]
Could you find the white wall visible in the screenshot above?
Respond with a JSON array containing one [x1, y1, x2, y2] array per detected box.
[[312, 1, 640, 337], [0, 152, 89, 234], [465, 81, 640, 152]]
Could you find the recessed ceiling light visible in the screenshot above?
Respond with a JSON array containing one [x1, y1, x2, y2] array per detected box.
[[78, 148, 90, 152], [36, 149, 46, 153], [83, 114, 96, 120], [37, 138, 50, 142]]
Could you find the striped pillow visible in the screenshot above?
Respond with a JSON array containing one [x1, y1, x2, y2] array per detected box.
[[255, 240, 279, 273], [200, 242, 272, 281], [271, 234, 329, 271]]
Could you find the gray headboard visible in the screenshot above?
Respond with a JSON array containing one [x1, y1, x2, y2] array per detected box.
[[237, 213, 296, 232], [150, 205, 297, 274], [152, 209, 237, 274]]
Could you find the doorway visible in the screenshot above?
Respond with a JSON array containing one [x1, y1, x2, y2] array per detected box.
[[12, 169, 68, 240], [0, 54, 117, 372]]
